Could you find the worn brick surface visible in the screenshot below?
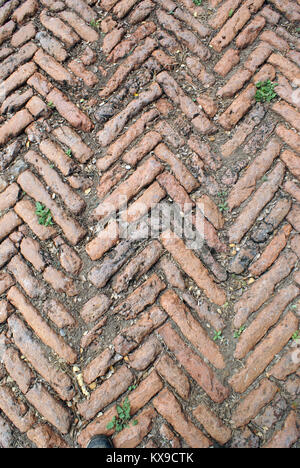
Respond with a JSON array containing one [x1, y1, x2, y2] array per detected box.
[[0, 0, 299, 450]]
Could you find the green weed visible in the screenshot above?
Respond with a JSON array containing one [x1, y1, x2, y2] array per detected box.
[[255, 80, 278, 103], [35, 202, 53, 227]]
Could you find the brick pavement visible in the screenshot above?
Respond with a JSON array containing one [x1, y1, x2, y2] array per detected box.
[[0, 0, 299, 449]]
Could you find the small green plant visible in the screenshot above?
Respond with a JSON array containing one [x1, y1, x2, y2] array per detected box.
[[65, 148, 72, 157], [218, 201, 229, 213], [234, 326, 246, 339], [228, 8, 234, 17], [213, 331, 223, 342], [106, 396, 138, 433], [35, 202, 53, 227], [47, 101, 54, 108], [255, 80, 278, 103], [90, 19, 100, 29], [193, 0, 202, 5], [292, 331, 300, 341]]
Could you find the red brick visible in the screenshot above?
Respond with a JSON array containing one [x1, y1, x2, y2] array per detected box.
[[0, 109, 33, 145], [36, 31, 68, 62], [47, 88, 94, 133], [281, 150, 300, 181], [80, 294, 111, 324], [244, 41, 273, 73], [114, 274, 166, 319], [263, 411, 299, 448], [99, 39, 158, 99], [273, 102, 300, 133], [94, 157, 163, 220], [233, 252, 298, 329], [156, 354, 190, 399], [260, 30, 289, 52], [229, 162, 285, 244], [158, 323, 229, 403], [2, 346, 34, 394], [12, 0, 38, 23], [229, 312, 298, 393], [86, 221, 120, 261], [8, 255, 46, 299], [270, 347, 300, 380], [44, 298, 75, 329], [7, 287, 77, 365], [161, 290, 225, 369], [128, 335, 162, 371], [26, 383, 72, 434], [17, 171, 86, 246], [14, 200, 56, 241], [157, 8, 210, 60], [236, 15, 266, 49], [52, 126, 93, 164], [43, 266, 78, 297], [209, 0, 242, 29], [218, 84, 256, 130], [235, 283, 299, 358], [228, 138, 281, 210], [78, 371, 163, 446], [231, 379, 278, 428], [11, 22, 36, 47], [114, 406, 156, 448], [268, 53, 300, 82], [0, 211, 22, 243], [161, 230, 226, 306], [210, 0, 265, 52], [0, 300, 13, 323], [68, 60, 98, 87], [214, 48, 240, 77], [193, 403, 232, 445], [27, 424, 69, 449], [113, 306, 167, 356], [40, 9, 80, 47], [77, 365, 134, 420], [249, 224, 292, 276], [112, 241, 163, 293], [34, 49, 74, 85], [97, 109, 158, 171], [153, 388, 211, 448], [155, 143, 199, 193], [25, 151, 85, 215], [0, 385, 35, 432]]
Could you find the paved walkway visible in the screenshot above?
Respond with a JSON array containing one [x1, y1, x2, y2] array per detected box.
[[0, 0, 299, 448]]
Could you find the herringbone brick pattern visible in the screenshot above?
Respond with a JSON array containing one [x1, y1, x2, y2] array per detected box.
[[0, 0, 299, 448]]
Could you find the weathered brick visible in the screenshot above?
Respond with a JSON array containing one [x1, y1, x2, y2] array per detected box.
[[160, 290, 225, 369], [263, 411, 299, 448], [229, 312, 298, 393], [229, 162, 285, 244], [193, 403, 232, 445], [231, 379, 278, 428], [114, 274, 166, 319], [156, 354, 190, 400], [26, 383, 72, 435], [161, 230, 226, 306], [17, 171, 86, 246], [0, 385, 35, 433], [233, 252, 298, 329], [27, 424, 69, 448], [78, 371, 163, 446], [158, 323, 229, 403], [153, 388, 211, 448], [113, 306, 167, 356], [7, 287, 77, 365], [77, 365, 134, 420]]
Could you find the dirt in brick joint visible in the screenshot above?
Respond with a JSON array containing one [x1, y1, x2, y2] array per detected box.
[[0, 0, 300, 449]]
